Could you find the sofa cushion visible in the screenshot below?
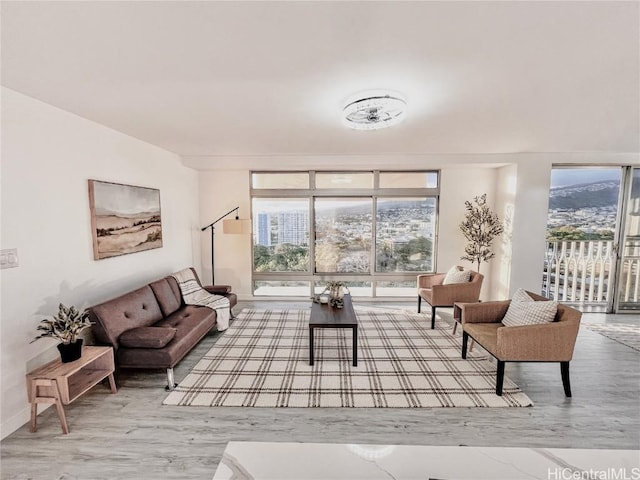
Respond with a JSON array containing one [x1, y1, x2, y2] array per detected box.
[[165, 276, 184, 304], [443, 265, 471, 285], [117, 305, 216, 369], [502, 289, 558, 327], [464, 323, 501, 355], [418, 288, 433, 303], [90, 285, 163, 348], [119, 327, 177, 349], [149, 278, 182, 317], [510, 288, 535, 304]]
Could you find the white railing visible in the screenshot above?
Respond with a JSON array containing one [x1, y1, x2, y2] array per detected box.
[[542, 239, 640, 307], [542, 240, 615, 304], [619, 239, 640, 307]]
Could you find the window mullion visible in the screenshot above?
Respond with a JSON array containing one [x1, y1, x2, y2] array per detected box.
[[371, 196, 377, 277], [309, 196, 316, 295]]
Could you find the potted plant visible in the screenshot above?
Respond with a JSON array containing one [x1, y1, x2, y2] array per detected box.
[[32, 304, 93, 363], [459, 194, 504, 273]]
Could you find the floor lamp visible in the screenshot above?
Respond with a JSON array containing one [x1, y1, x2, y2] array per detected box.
[[201, 206, 248, 285]]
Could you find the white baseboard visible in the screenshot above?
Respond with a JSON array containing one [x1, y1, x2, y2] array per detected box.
[[1, 402, 54, 440]]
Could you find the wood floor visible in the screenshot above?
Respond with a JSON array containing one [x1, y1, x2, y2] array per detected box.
[[2, 302, 639, 480]]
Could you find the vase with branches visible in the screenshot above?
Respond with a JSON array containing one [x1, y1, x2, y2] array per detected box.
[[459, 194, 504, 272]]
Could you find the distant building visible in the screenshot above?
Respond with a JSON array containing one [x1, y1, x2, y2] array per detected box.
[[257, 213, 271, 246], [277, 212, 308, 245]]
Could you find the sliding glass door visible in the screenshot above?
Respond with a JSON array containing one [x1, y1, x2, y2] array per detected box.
[[615, 168, 640, 311], [543, 165, 639, 313]]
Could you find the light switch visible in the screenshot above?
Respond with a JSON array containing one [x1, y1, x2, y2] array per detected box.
[[0, 248, 19, 269]]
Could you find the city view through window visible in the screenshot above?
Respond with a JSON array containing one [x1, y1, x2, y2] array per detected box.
[[547, 168, 621, 240], [251, 171, 438, 296], [542, 167, 623, 306]]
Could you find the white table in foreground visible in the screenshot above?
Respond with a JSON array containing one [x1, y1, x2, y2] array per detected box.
[[213, 441, 640, 480]]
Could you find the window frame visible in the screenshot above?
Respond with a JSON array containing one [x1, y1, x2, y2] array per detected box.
[[250, 170, 440, 297]]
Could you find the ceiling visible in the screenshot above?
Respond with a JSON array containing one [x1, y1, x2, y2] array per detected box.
[[2, 1, 639, 168]]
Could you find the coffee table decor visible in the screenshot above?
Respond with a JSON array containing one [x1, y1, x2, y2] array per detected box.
[[312, 281, 348, 308], [163, 308, 533, 408]]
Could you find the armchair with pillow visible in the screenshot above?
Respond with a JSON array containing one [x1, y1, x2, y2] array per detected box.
[[459, 289, 581, 396], [417, 266, 484, 329]]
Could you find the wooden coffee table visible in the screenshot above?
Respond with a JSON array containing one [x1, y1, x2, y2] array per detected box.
[[309, 294, 358, 366]]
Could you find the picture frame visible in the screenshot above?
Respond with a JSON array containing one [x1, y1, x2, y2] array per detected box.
[[88, 180, 163, 260]]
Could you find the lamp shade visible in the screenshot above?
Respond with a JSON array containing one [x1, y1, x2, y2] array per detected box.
[[222, 218, 250, 234]]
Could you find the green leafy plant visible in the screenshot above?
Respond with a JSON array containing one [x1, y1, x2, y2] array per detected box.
[[459, 194, 504, 272], [31, 304, 92, 345]]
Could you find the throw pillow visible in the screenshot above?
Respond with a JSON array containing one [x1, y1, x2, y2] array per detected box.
[[119, 327, 177, 349], [510, 288, 535, 304], [443, 265, 471, 285], [502, 290, 558, 327]]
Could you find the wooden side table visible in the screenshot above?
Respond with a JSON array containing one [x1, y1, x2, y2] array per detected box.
[[453, 303, 474, 352], [26, 346, 117, 434]]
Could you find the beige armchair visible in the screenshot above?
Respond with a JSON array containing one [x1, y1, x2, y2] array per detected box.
[[417, 269, 484, 329], [458, 291, 581, 396]]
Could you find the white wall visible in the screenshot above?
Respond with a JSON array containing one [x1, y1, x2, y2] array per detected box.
[[198, 166, 499, 299], [0, 88, 201, 438], [438, 167, 497, 299], [490, 164, 518, 300], [508, 160, 554, 295], [198, 170, 252, 292]]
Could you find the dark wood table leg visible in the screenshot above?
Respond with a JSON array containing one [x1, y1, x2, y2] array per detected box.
[[309, 326, 314, 366], [353, 325, 357, 367]]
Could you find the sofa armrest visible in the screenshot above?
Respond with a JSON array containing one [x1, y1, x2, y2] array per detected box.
[[417, 273, 446, 288], [496, 319, 580, 361], [204, 285, 232, 294], [460, 301, 510, 324]]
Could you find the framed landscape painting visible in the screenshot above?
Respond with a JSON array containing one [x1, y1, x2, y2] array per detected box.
[[88, 180, 163, 260]]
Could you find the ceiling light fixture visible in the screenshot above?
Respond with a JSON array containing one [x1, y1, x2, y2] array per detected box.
[[343, 93, 407, 130]]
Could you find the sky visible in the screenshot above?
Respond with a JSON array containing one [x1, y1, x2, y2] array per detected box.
[[550, 168, 621, 188], [92, 181, 160, 215]]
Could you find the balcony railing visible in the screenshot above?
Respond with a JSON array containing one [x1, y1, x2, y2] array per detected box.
[[542, 239, 640, 307], [619, 238, 640, 309]]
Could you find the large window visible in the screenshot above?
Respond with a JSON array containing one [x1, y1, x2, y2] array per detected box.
[[251, 171, 439, 297], [252, 198, 309, 272], [376, 198, 435, 272], [315, 198, 372, 273]]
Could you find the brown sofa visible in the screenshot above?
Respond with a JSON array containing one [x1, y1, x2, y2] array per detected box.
[[89, 268, 237, 390], [458, 291, 581, 397]]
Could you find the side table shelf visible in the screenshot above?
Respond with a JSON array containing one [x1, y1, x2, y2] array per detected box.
[[26, 346, 117, 434]]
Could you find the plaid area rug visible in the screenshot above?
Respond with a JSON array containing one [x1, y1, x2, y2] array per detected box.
[[163, 309, 533, 408], [583, 323, 640, 351]]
